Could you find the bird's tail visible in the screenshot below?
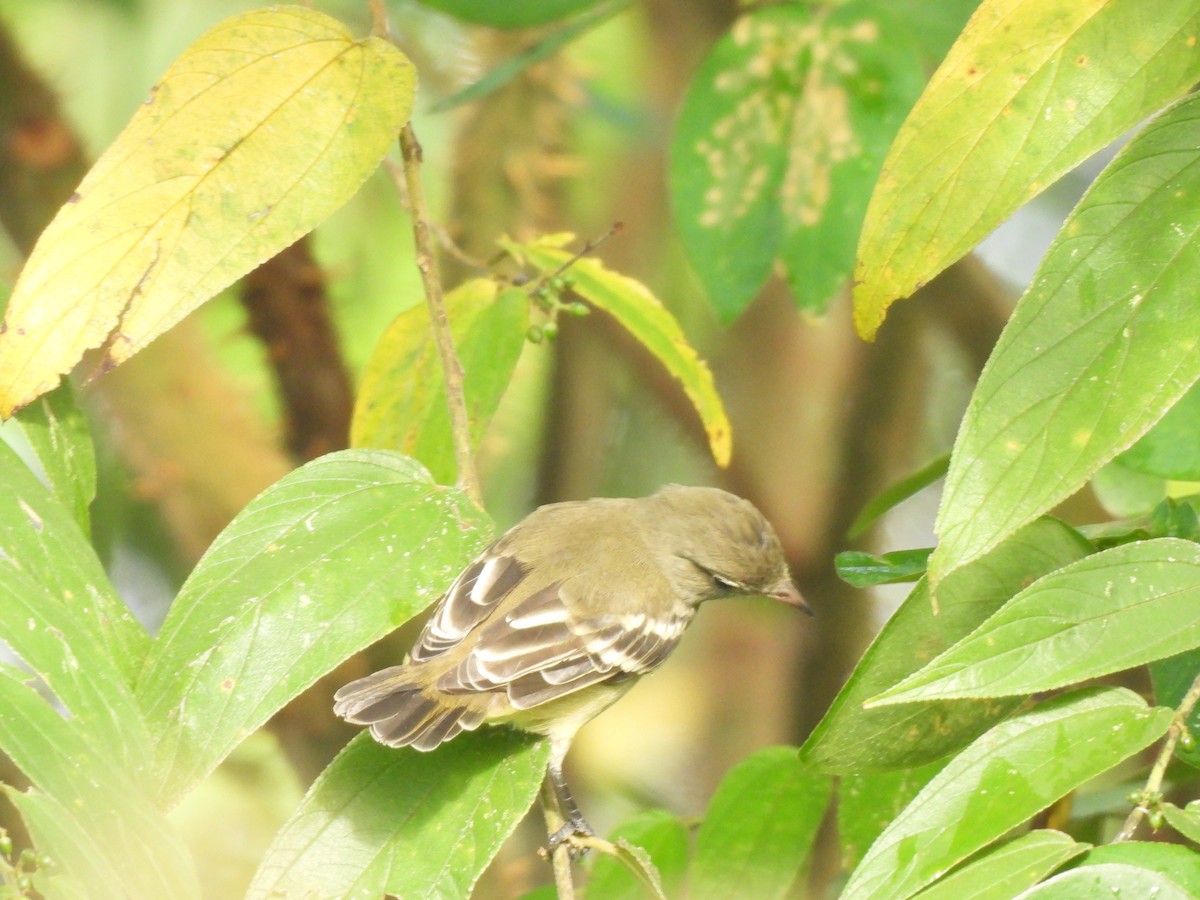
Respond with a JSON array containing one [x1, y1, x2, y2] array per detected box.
[[332, 665, 486, 751]]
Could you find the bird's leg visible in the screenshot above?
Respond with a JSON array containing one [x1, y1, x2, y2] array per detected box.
[[544, 755, 594, 850], [539, 737, 593, 855]]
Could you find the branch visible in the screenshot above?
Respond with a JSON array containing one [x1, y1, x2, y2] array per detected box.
[[538, 776, 576, 899], [394, 124, 482, 507], [1116, 670, 1200, 841]]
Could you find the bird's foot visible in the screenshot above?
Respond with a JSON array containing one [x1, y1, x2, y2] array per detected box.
[[542, 817, 595, 859]]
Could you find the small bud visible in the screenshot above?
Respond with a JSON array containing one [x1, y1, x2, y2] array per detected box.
[[1180, 729, 1195, 750], [567, 301, 590, 317], [526, 325, 544, 343], [542, 321, 559, 340], [0, 832, 11, 857], [38, 853, 53, 869], [1149, 809, 1165, 830]]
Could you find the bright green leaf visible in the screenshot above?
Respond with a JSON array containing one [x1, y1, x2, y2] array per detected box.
[[839, 763, 944, 870], [417, 0, 604, 28], [1071, 842, 1200, 893], [0, 439, 150, 769], [930, 93, 1200, 584], [802, 518, 1092, 772], [854, 0, 1200, 339], [351, 279, 528, 484], [504, 235, 732, 466], [13, 382, 95, 534], [873, 539, 1200, 706], [1018, 863, 1192, 899], [1119, 380, 1200, 480], [835, 548, 931, 587], [247, 729, 548, 898], [689, 747, 830, 900], [912, 831, 1087, 900], [1163, 802, 1200, 844], [0, 6, 415, 415], [0, 672, 199, 899], [671, 3, 924, 318], [136, 450, 489, 806], [589, 810, 689, 900], [841, 688, 1172, 900]]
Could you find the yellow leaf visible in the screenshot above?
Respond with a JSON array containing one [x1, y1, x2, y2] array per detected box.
[[504, 235, 733, 467], [0, 6, 416, 416]]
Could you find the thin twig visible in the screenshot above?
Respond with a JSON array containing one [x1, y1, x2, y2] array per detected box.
[[524, 222, 624, 296], [1116, 671, 1200, 841], [538, 775, 576, 899], [382, 158, 493, 272], [394, 124, 482, 506]]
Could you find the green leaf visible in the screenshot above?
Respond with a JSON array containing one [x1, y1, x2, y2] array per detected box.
[[247, 729, 548, 898], [1019, 863, 1193, 899], [1163, 802, 1200, 844], [848, 453, 949, 538], [589, 810, 689, 900], [853, 0, 1200, 339], [0, 6, 416, 415], [1070, 842, 1200, 892], [351, 280, 528, 485], [0, 440, 150, 769], [503, 235, 732, 466], [839, 763, 944, 870], [911, 830, 1087, 900], [873, 538, 1200, 706], [802, 518, 1092, 772], [1150, 647, 1200, 769], [430, 1, 628, 114], [136, 450, 490, 806], [13, 382, 95, 534], [671, 3, 924, 318], [1090, 462, 1167, 519], [0, 672, 200, 899], [417, 0, 604, 28], [1119, 380, 1200, 480], [688, 747, 830, 900], [930, 92, 1200, 584], [835, 548, 931, 587], [840, 687, 1172, 900]]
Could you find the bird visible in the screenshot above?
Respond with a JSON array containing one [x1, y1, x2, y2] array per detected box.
[[333, 484, 807, 848]]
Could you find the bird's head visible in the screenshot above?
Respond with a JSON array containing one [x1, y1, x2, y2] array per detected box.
[[643, 485, 810, 613]]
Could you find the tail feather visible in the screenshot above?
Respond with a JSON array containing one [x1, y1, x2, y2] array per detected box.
[[334, 666, 487, 751]]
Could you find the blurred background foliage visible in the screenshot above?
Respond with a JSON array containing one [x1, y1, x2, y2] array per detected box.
[[0, 0, 1110, 895]]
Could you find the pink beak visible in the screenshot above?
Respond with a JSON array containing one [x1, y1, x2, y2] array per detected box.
[[771, 581, 813, 616]]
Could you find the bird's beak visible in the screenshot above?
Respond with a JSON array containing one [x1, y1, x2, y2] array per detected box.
[[770, 581, 813, 616]]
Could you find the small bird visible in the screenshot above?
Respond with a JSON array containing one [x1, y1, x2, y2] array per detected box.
[[333, 484, 807, 847]]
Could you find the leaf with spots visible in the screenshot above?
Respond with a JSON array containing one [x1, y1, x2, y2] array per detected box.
[[872, 539, 1200, 706], [247, 729, 548, 899], [503, 235, 732, 467], [13, 381, 95, 534], [351, 279, 529, 485], [929, 93, 1200, 585], [841, 688, 1171, 900], [136, 450, 490, 807], [0, 6, 415, 416], [671, 2, 924, 318], [0, 438, 151, 773], [854, 0, 1200, 339], [802, 517, 1092, 772]]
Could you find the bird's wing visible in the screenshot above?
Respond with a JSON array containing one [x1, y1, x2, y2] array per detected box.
[[434, 580, 693, 710], [408, 549, 525, 663]]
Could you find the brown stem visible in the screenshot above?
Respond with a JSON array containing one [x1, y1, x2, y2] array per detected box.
[[395, 124, 481, 506], [1117, 671, 1200, 841]]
